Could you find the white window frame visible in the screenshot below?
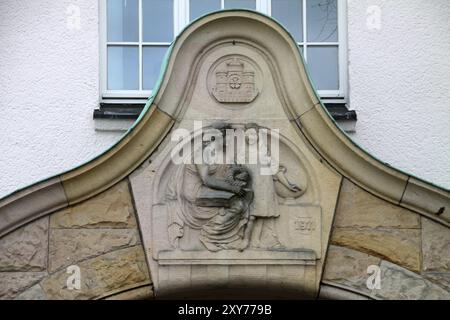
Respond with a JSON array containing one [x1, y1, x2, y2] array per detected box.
[[99, 0, 348, 103], [299, 0, 347, 100]]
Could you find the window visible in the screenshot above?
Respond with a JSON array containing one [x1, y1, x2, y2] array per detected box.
[[100, 0, 347, 102], [190, 0, 256, 21], [102, 0, 174, 99], [272, 0, 345, 97]]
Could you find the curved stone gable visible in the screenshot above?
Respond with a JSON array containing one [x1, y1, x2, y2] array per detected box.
[[0, 11, 448, 300]]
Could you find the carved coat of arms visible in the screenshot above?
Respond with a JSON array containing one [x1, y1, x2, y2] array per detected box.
[[211, 58, 259, 103]]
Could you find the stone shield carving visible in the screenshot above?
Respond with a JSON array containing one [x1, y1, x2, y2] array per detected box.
[[208, 56, 261, 104]]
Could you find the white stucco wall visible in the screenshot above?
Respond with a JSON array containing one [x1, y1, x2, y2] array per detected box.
[[0, 0, 123, 198], [0, 0, 449, 198], [346, 0, 450, 189]]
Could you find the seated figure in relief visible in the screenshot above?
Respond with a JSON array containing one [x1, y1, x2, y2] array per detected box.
[[166, 125, 254, 252], [165, 123, 305, 252]]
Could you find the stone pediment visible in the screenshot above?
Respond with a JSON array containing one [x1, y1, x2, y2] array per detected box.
[[0, 11, 449, 300]]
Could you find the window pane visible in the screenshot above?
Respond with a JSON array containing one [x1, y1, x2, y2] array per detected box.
[[307, 46, 339, 90], [224, 0, 256, 10], [143, 46, 168, 90], [190, 0, 221, 21], [306, 0, 338, 42], [107, 0, 139, 42], [107, 46, 139, 90], [143, 0, 174, 42], [272, 0, 303, 42]]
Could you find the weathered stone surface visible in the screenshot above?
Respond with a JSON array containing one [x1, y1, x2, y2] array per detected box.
[[323, 245, 381, 294], [331, 228, 421, 273], [319, 284, 370, 300], [422, 272, 450, 292], [104, 285, 153, 300], [423, 273, 450, 292], [0, 272, 47, 300], [50, 181, 136, 229], [0, 217, 48, 272], [422, 218, 450, 272], [334, 180, 420, 229], [15, 284, 47, 300], [49, 229, 141, 272], [373, 261, 450, 300], [41, 246, 151, 300]]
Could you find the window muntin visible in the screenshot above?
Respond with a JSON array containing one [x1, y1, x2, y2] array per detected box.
[[101, 0, 347, 100]]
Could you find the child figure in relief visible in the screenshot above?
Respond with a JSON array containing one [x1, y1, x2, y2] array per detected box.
[[240, 124, 303, 249]]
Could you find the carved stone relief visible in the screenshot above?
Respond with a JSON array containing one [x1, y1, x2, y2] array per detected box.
[[208, 56, 261, 104], [130, 45, 342, 298], [141, 122, 326, 296], [163, 125, 308, 254]]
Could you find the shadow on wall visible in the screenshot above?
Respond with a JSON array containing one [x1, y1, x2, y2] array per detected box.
[[158, 285, 315, 300]]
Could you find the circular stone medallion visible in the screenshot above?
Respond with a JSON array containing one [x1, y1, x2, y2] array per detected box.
[[207, 55, 262, 104]]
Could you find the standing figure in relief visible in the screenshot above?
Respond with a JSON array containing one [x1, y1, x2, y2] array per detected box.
[[241, 124, 304, 249]]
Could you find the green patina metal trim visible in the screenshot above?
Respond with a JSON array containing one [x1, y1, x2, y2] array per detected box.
[[1, 9, 448, 202]]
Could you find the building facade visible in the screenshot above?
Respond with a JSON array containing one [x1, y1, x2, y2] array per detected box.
[[0, 0, 449, 199], [0, 2, 449, 301]]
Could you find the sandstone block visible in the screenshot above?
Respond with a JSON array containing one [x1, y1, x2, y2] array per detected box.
[[0, 272, 47, 300], [374, 261, 449, 300], [15, 284, 47, 300], [423, 273, 450, 292], [104, 285, 153, 300], [331, 228, 421, 273], [49, 229, 141, 272], [0, 217, 48, 272], [41, 246, 150, 300], [323, 245, 381, 294], [50, 181, 136, 229], [334, 180, 420, 229], [422, 218, 450, 272]]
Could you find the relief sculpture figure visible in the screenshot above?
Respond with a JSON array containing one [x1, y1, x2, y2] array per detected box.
[[242, 125, 305, 249], [165, 124, 306, 252], [166, 126, 253, 252]]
